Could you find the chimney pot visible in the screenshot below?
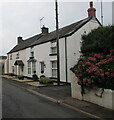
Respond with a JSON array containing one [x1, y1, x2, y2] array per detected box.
[[41, 26, 49, 34], [87, 1, 96, 17]]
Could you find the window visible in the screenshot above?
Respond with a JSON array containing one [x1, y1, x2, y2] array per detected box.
[[12, 66, 14, 73], [16, 52, 19, 59], [32, 61, 36, 74], [28, 62, 31, 74], [51, 47, 57, 54], [28, 61, 36, 74], [51, 61, 57, 77], [31, 51, 34, 58], [10, 54, 12, 60], [50, 41, 57, 54], [40, 61, 45, 74]]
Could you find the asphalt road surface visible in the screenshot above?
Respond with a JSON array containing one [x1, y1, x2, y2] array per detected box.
[[2, 78, 88, 118]]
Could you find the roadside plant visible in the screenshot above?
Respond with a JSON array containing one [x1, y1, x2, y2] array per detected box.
[[39, 77, 54, 85], [71, 50, 114, 95], [17, 75, 24, 80], [32, 71, 39, 81]]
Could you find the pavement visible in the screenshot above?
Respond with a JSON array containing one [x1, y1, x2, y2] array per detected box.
[[2, 75, 113, 119]]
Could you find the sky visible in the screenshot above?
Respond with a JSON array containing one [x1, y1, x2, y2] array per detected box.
[[0, 0, 113, 56]]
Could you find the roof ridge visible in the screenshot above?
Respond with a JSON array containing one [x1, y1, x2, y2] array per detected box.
[[8, 16, 99, 54]]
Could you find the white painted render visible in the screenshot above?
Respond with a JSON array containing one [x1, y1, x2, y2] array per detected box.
[[5, 18, 100, 83]]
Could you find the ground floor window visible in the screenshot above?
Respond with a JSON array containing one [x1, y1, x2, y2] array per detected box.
[[51, 61, 57, 77], [12, 66, 17, 74], [28, 61, 36, 74]]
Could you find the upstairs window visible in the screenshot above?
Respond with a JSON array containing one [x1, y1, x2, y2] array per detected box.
[[16, 52, 19, 59], [10, 54, 12, 60], [31, 51, 34, 58], [50, 41, 57, 54]]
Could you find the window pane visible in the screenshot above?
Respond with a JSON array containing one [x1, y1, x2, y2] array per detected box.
[[28, 62, 31, 67], [32, 62, 36, 74], [28, 68, 31, 74], [51, 41, 57, 47], [52, 69, 57, 77], [41, 62, 44, 74], [51, 47, 57, 54], [31, 51, 34, 57], [28, 62, 31, 74], [52, 61, 57, 68]]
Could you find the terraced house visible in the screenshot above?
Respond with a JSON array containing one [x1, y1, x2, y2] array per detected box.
[[5, 2, 101, 83]]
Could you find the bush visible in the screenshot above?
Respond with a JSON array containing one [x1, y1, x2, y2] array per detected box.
[[71, 50, 114, 91], [17, 75, 24, 80], [81, 26, 114, 56], [40, 75, 46, 78], [32, 74, 39, 81], [8, 73, 16, 76], [39, 77, 54, 85]]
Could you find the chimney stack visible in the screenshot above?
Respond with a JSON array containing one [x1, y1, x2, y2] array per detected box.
[[41, 25, 49, 34], [17, 36, 23, 44], [87, 1, 96, 17]]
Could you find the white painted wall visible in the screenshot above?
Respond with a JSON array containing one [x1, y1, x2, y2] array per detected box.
[[8, 49, 26, 75], [5, 18, 100, 83], [66, 19, 100, 83], [34, 42, 52, 78], [70, 71, 114, 110]]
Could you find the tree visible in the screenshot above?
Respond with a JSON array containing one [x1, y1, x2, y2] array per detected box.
[[81, 26, 114, 56]]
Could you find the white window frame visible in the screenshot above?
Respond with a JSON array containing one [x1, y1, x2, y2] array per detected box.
[[28, 61, 36, 75], [16, 52, 19, 59], [28, 62, 31, 74], [50, 41, 57, 54], [51, 60, 57, 77]]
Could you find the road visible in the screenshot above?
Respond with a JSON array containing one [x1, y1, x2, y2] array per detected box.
[[2, 77, 88, 118]]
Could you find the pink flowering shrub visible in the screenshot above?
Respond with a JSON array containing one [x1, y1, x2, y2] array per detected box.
[[71, 50, 114, 90]]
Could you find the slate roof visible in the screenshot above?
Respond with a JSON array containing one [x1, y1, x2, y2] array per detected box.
[[8, 17, 100, 54]]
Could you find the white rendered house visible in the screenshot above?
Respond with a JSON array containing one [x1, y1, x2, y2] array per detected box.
[[5, 2, 101, 83]]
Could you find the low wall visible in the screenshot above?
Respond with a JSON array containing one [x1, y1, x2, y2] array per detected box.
[[70, 71, 114, 110]]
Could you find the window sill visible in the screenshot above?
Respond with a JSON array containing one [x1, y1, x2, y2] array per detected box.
[[49, 53, 57, 56]]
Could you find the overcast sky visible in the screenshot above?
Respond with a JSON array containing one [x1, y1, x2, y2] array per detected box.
[[0, 0, 113, 56]]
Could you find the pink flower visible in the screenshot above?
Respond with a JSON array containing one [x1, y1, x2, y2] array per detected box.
[[110, 49, 114, 52], [87, 79, 91, 84], [100, 73, 104, 77], [106, 55, 112, 58], [105, 72, 110, 75], [99, 69, 103, 72], [88, 57, 96, 62], [79, 61, 83, 64], [91, 76, 95, 78], [94, 54, 102, 58], [86, 62, 91, 65]]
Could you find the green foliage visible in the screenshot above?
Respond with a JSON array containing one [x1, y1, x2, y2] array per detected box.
[[81, 26, 114, 56], [17, 75, 24, 80], [40, 75, 46, 78], [39, 77, 54, 85], [8, 73, 16, 76]]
